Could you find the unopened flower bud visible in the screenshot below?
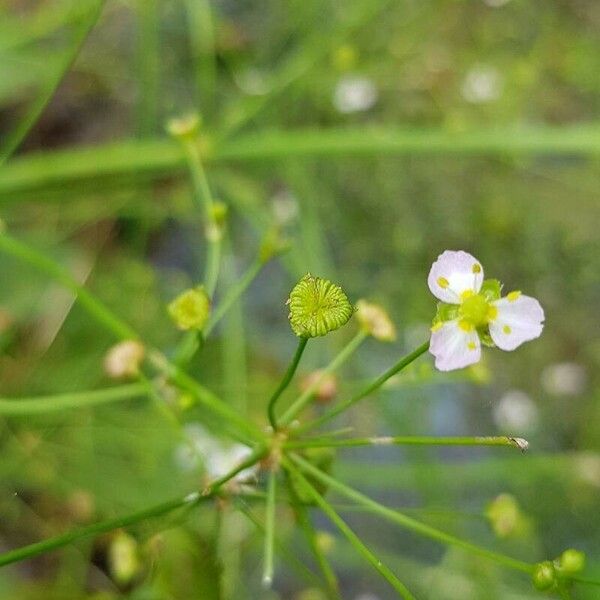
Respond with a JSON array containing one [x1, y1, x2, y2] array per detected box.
[[287, 274, 353, 338], [301, 370, 338, 404], [104, 340, 145, 379], [356, 299, 396, 342], [485, 493, 523, 538], [168, 286, 210, 331], [108, 531, 141, 585], [315, 531, 335, 554], [211, 201, 228, 227], [166, 113, 200, 141], [556, 548, 585, 575], [532, 561, 556, 591]]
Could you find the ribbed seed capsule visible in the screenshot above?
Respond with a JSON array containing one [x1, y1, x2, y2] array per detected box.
[[287, 274, 353, 338]]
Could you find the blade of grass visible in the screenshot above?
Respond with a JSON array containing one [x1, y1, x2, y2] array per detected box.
[[262, 469, 277, 587], [282, 456, 416, 599], [0, 0, 105, 164], [136, 0, 160, 136]]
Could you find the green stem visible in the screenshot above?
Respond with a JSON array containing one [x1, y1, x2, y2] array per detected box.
[[279, 330, 367, 427], [286, 435, 529, 451], [267, 337, 309, 430], [0, 447, 264, 568], [181, 139, 221, 297], [0, 383, 147, 415], [282, 457, 416, 600], [296, 341, 429, 434], [289, 453, 533, 574], [0, 232, 138, 340], [262, 470, 277, 587]]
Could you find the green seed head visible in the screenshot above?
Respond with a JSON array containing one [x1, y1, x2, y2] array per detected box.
[[557, 548, 585, 575], [287, 274, 353, 338], [532, 561, 556, 591], [168, 285, 211, 331]]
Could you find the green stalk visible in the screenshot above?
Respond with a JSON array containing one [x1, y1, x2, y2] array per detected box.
[[297, 341, 429, 434], [0, 447, 265, 568], [285, 435, 529, 451], [290, 453, 533, 574], [267, 337, 309, 430], [0, 232, 138, 340], [0, 383, 147, 415], [136, 0, 160, 136], [279, 330, 367, 427], [262, 470, 277, 587], [0, 0, 105, 164], [282, 457, 416, 599]]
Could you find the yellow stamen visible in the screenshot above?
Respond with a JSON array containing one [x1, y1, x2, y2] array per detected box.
[[431, 322, 443, 332], [460, 289, 475, 301], [487, 305, 498, 321], [437, 277, 449, 289], [458, 319, 474, 332], [467, 341, 477, 350], [503, 325, 512, 334], [472, 264, 481, 274], [507, 291, 521, 302]]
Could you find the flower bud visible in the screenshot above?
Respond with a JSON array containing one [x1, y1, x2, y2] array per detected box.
[[108, 531, 141, 585], [356, 299, 396, 342], [165, 113, 200, 141], [532, 561, 557, 591], [315, 531, 335, 554], [168, 286, 211, 331], [485, 493, 523, 538], [287, 274, 353, 338], [300, 370, 338, 404], [259, 227, 290, 263], [556, 548, 585, 575], [104, 340, 145, 379]]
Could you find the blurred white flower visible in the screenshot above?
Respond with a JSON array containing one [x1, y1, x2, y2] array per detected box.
[[541, 362, 587, 396], [174, 422, 258, 482], [271, 188, 299, 226], [493, 389, 539, 432], [104, 340, 145, 379], [483, 0, 511, 6], [461, 66, 502, 103], [333, 76, 378, 113]]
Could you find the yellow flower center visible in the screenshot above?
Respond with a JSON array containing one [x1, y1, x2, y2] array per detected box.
[[459, 292, 496, 328]]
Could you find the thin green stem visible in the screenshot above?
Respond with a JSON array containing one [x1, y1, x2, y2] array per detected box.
[[0, 1, 105, 164], [136, 0, 160, 136], [262, 469, 277, 587], [282, 457, 416, 600], [0, 383, 147, 415], [285, 435, 529, 451], [182, 139, 221, 297], [296, 341, 429, 434], [286, 474, 340, 599], [0, 232, 138, 340], [279, 330, 368, 427], [267, 337, 309, 430], [0, 448, 265, 568], [290, 454, 533, 574]]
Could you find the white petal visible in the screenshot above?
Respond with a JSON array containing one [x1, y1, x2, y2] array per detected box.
[[429, 319, 481, 371], [427, 250, 484, 303], [489, 294, 544, 351]]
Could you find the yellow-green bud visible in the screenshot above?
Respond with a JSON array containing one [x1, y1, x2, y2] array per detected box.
[[165, 113, 200, 141], [557, 548, 585, 575], [211, 201, 228, 227], [485, 493, 522, 539], [532, 561, 556, 591], [168, 286, 210, 331], [108, 531, 141, 585], [356, 299, 396, 342], [287, 274, 353, 338], [315, 531, 335, 554]]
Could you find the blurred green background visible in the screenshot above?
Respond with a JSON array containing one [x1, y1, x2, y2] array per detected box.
[[0, 0, 599, 598]]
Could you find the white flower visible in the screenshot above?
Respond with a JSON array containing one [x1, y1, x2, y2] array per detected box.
[[493, 389, 539, 433], [428, 250, 544, 371], [541, 362, 587, 396], [461, 65, 502, 103], [333, 76, 378, 113]]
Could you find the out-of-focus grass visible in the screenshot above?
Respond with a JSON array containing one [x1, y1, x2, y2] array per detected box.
[[0, 0, 599, 598]]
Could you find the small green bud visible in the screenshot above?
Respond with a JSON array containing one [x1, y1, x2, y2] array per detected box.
[[259, 227, 290, 263], [168, 286, 211, 331], [557, 548, 585, 575], [532, 561, 557, 591], [356, 299, 396, 342], [287, 274, 353, 338], [108, 531, 141, 585], [211, 201, 228, 227], [165, 113, 200, 141], [485, 493, 522, 538]]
